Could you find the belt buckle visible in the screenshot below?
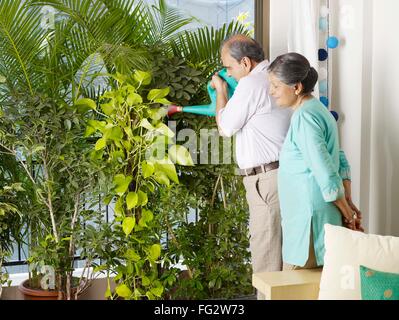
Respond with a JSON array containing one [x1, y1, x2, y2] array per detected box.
[[244, 168, 254, 177]]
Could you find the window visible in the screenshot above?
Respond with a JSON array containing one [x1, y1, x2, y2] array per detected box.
[[147, 0, 255, 31]]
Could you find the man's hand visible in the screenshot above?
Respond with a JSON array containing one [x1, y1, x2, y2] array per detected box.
[[211, 73, 228, 92], [211, 73, 229, 133]]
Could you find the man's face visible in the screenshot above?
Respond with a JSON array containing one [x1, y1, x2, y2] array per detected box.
[[221, 47, 250, 81]]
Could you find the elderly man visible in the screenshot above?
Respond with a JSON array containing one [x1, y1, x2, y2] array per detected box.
[[210, 34, 292, 299]]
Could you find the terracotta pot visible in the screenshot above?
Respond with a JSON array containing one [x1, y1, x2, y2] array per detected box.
[[18, 279, 79, 300]]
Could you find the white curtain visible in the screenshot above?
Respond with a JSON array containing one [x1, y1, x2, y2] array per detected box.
[[287, 0, 321, 97]]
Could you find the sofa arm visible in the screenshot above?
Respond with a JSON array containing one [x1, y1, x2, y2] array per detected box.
[[252, 268, 323, 300]]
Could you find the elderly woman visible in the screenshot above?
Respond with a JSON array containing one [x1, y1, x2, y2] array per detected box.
[[267, 53, 363, 270]]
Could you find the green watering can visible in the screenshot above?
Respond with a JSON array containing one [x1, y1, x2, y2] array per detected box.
[[167, 68, 238, 117]]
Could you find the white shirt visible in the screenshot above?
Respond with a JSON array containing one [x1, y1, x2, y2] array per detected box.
[[218, 60, 292, 170]]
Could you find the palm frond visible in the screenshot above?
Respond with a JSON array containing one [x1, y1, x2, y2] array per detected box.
[[29, 0, 152, 73], [0, 0, 49, 95], [171, 21, 249, 75], [146, 0, 197, 46], [99, 0, 152, 45]]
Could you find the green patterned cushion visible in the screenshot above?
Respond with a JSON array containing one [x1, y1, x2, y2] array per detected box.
[[360, 265, 399, 300]]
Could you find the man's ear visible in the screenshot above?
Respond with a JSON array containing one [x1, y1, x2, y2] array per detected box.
[[242, 57, 252, 71]]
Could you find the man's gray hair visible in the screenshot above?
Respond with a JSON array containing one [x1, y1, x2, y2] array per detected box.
[[222, 34, 265, 63]]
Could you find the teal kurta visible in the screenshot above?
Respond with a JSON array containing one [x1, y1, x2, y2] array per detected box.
[[278, 98, 351, 267]]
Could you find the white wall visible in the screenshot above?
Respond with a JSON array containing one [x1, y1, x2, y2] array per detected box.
[[270, 0, 290, 60], [329, 0, 370, 230], [331, 0, 399, 236], [368, 0, 399, 236], [270, 0, 399, 236]]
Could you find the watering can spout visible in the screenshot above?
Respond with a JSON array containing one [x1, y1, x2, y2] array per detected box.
[[167, 105, 183, 117], [167, 68, 238, 118]]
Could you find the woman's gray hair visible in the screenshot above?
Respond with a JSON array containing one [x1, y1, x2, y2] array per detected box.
[[222, 34, 265, 63], [268, 53, 318, 95]]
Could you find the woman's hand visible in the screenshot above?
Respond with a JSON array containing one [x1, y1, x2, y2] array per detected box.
[[334, 197, 356, 230], [343, 180, 365, 232]]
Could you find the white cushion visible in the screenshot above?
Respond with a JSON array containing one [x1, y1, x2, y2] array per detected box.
[[318, 224, 399, 300]]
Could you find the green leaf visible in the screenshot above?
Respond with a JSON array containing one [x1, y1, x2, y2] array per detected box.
[[127, 93, 143, 106], [64, 119, 72, 130], [115, 284, 132, 299], [167, 275, 176, 287], [104, 287, 112, 299], [114, 72, 128, 84], [146, 291, 155, 300], [154, 98, 172, 105], [209, 279, 216, 288], [155, 123, 175, 138], [110, 150, 125, 163], [141, 161, 155, 179], [114, 197, 124, 216], [150, 286, 164, 298], [154, 171, 170, 187], [95, 138, 107, 151], [0, 75, 6, 83], [124, 126, 133, 138], [126, 192, 138, 210], [90, 150, 104, 161], [122, 140, 132, 152], [168, 145, 194, 166], [134, 71, 152, 85], [113, 174, 133, 195], [75, 98, 97, 113], [122, 217, 136, 236], [114, 273, 123, 282], [146, 182, 155, 193], [140, 118, 155, 131], [139, 209, 154, 227], [88, 120, 106, 132], [101, 102, 114, 116], [84, 125, 96, 137], [148, 244, 161, 261], [109, 127, 123, 141], [125, 249, 140, 262], [93, 265, 107, 273], [142, 276, 151, 287], [138, 190, 148, 206], [103, 194, 114, 205], [148, 108, 167, 121], [147, 87, 170, 102], [143, 209, 154, 222], [31, 145, 45, 154], [154, 158, 179, 184]]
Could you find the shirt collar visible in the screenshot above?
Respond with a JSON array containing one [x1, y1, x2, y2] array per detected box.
[[250, 60, 269, 74]]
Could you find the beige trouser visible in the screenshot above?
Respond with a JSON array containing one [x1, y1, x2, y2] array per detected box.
[[243, 169, 282, 300]]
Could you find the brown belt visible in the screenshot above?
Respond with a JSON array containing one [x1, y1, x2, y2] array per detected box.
[[239, 161, 279, 177]]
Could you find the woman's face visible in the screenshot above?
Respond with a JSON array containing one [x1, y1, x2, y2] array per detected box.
[[268, 72, 298, 108]]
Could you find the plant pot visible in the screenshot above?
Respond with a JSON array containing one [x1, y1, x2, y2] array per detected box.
[[18, 279, 80, 300]]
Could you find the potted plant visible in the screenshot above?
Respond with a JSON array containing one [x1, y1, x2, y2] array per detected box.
[[0, 182, 24, 299], [0, 149, 30, 299], [1, 0, 255, 300], [0, 88, 108, 299], [0, 0, 111, 299]]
